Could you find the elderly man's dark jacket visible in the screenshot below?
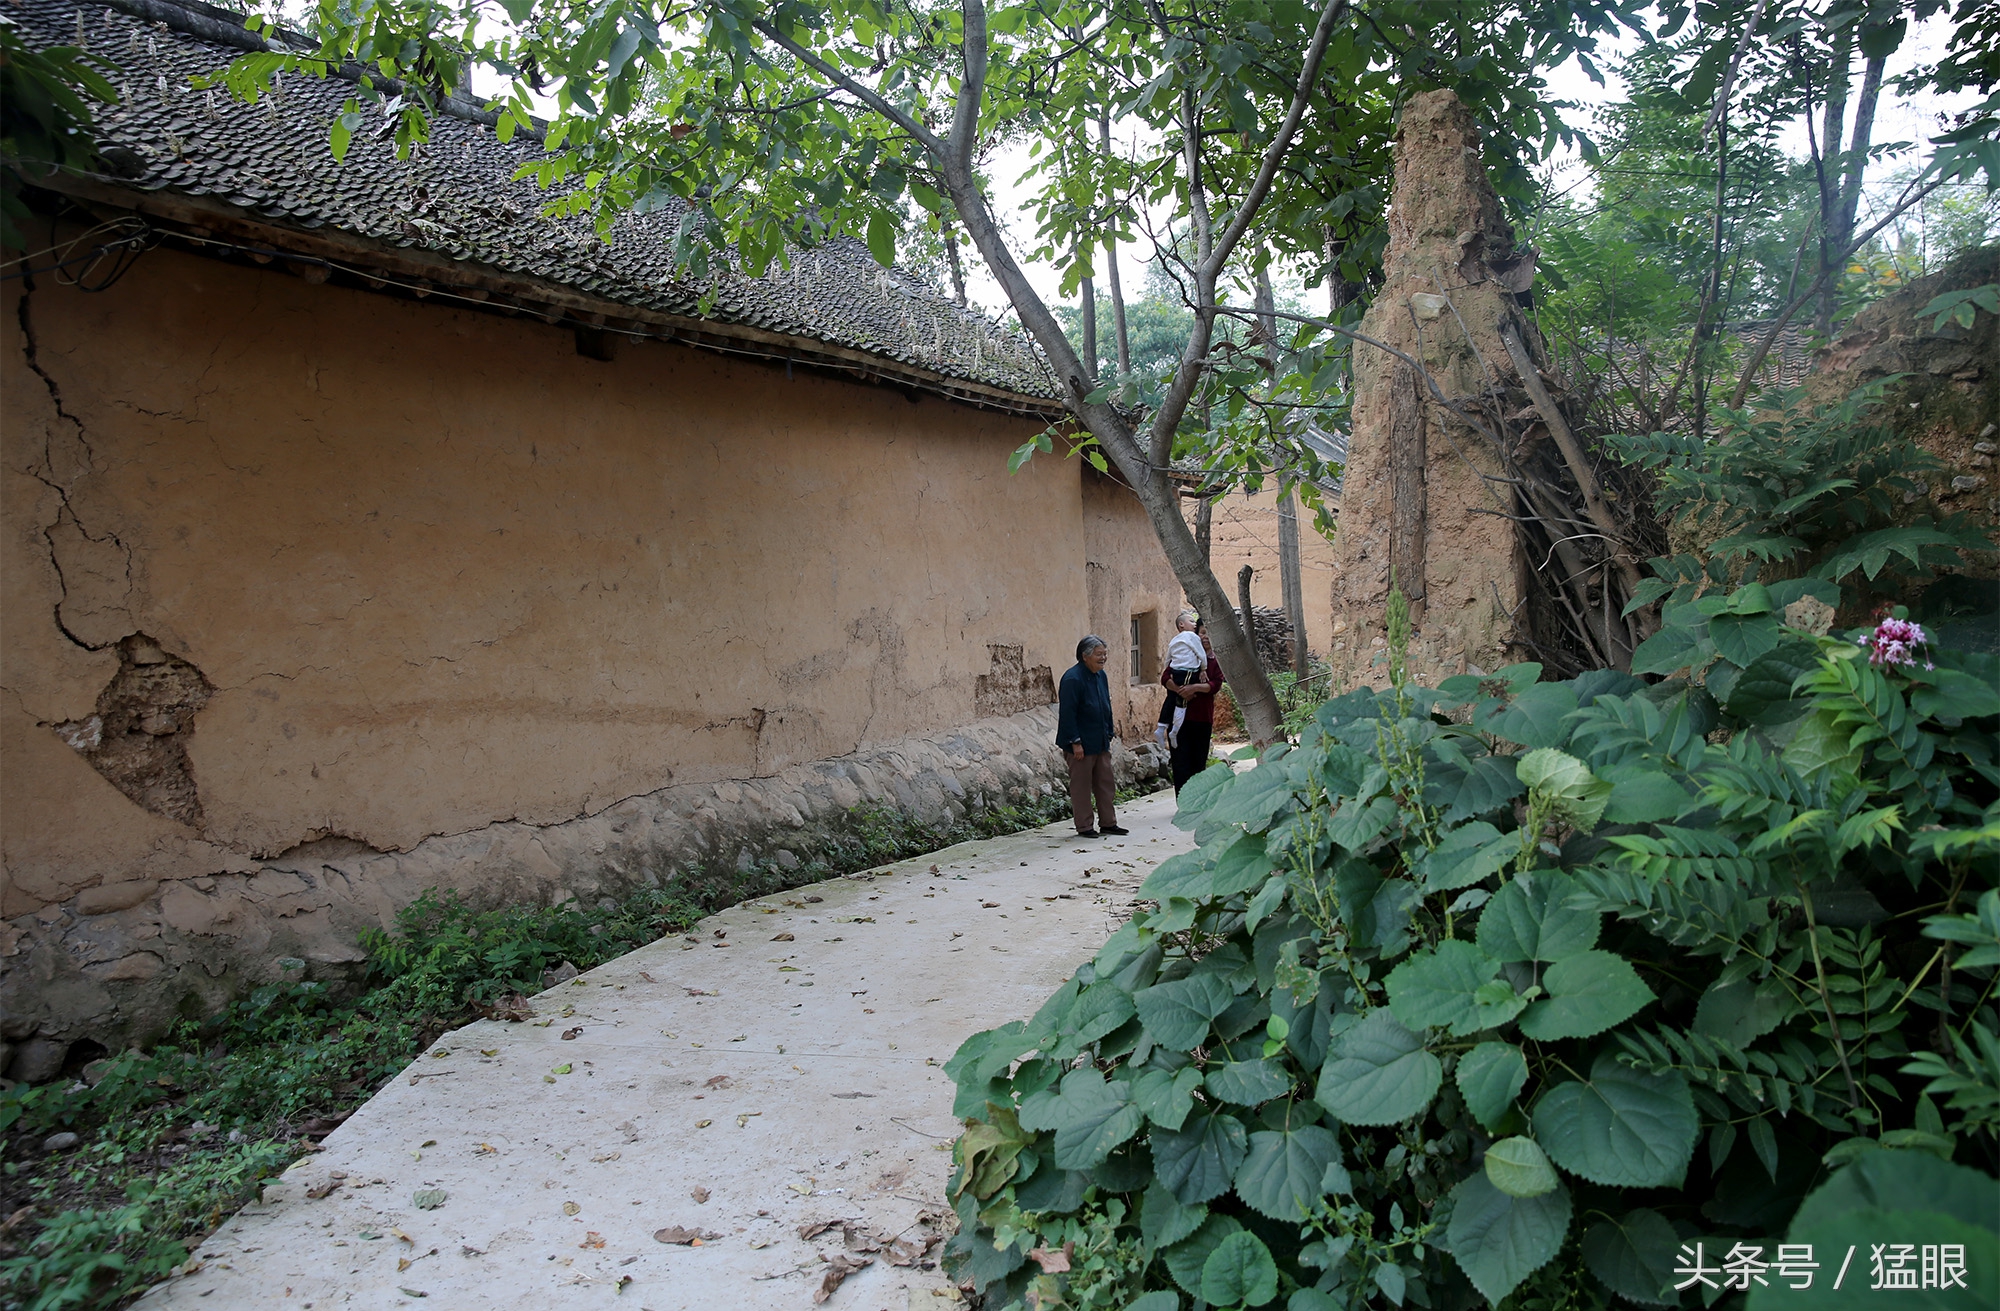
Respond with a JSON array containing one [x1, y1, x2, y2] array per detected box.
[[1056, 661, 1115, 756]]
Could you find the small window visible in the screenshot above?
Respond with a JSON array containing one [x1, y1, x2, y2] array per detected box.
[[1131, 617, 1144, 683]]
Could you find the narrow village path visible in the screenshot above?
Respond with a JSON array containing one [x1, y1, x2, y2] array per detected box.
[[134, 789, 1193, 1311]]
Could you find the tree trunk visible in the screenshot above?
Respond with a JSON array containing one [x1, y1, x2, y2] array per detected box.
[[1278, 486, 1307, 680], [1080, 267, 1097, 381], [1813, 26, 1855, 337], [1195, 493, 1213, 568], [1238, 565, 1257, 659], [1101, 110, 1131, 375]]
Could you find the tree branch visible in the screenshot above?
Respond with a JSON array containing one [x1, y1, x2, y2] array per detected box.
[[749, 18, 945, 158]]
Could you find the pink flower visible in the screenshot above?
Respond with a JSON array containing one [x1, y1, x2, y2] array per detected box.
[[1864, 617, 1929, 668]]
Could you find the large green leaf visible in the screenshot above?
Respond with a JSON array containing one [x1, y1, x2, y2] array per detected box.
[[1386, 940, 1504, 1035], [1162, 1212, 1241, 1294], [1476, 871, 1600, 963], [1477, 682, 1580, 749], [1140, 1178, 1207, 1250], [1131, 1066, 1205, 1131], [1134, 974, 1237, 1050], [1516, 748, 1613, 833], [1194, 766, 1297, 844], [1517, 950, 1655, 1040], [1233, 1125, 1340, 1222], [1456, 1041, 1528, 1133], [1724, 639, 1820, 727], [1205, 1059, 1293, 1107], [1631, 624, 1705, 676], [1580, 1207, 1680, 1307], [1153, 1109, 1249, 1205], [1431, 750, 1526, 825], [1750, 1152, 2000, 1311], [1533, 1054, 1697, 1188], [1201, 1230, 1280, 1308], [1445, 1171, 1571, 1305], [1209, 832, 1279, 898], [1173, 763, 1237, 827], [1412, 821, 1516, 892], [1599, 764, 1694, 824], [1316, 1010, 1442, 1126], [1140, 849, 1218, 901], [1335, 859, 1418, 955], [1325, 795, 1397, 852], [1065, 982, 1137, 1047], [1692, 976, 1794, 1046], [1484, 1135, 1559, 1197], [1708, 611, 1783, 668], [1042, 1069, 1144, 1170]]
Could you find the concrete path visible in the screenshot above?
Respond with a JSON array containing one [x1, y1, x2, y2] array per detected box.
[[135, 791, 1191, 1311]]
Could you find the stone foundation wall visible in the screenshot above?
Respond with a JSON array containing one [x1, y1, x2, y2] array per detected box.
[[0, 706, 1164, 1079]]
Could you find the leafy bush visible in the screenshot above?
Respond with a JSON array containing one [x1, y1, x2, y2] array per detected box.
[[1610, 383, 1993, 616], [944, 590, 1999, 1309]]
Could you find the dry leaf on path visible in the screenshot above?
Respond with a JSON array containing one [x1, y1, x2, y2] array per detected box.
[[580, 1232, 606, 1249], [304, 1180, 343, 1200], [771, 932, 794, 941], [690, 1187, 710, 1204], [704, 1075, 732, 1089], [803, 895, 823, 903], [654, 1226, 723, 1245], [562, 1201, 581, 1217], [412, 1189, 447, 1210], [561, 1027, 583, 1040], [796, 1217, 857, 1240], [814, 1254, 873, 1304], [638, 971, 657, 983]]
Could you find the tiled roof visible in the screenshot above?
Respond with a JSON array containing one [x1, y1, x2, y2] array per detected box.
[[9, 0, 1060, 406]]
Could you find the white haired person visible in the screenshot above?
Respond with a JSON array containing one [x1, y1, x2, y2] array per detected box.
[[1154, 609, 1206, 749], [1055, 635, 1126, 838]]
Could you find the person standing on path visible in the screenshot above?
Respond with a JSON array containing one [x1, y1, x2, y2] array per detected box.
[[1056, 635, 1127, 837], [1162, 620, 1225, 794]]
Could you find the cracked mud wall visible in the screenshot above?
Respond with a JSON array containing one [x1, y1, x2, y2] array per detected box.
[[1326, 90, 1534, 688], [0, 233, 1182, 1054]]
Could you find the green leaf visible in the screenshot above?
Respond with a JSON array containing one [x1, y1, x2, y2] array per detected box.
[[1386, 940, 1504, 1035], [1517, 950, 1654, 1040], [1456, 1042, 1529, 1133], [1333, 860, 1418, 955], [1153, 1110, 1249, 1205], [1066, 983, 1137, 1046], [1123, 1294, 1181, 1311], [1477, 683, 1580, 749], [1162, 1212, 1241, 1294], [1476, 871, 1601, 963], [1708, 612, 1783, 668], [1201, 1230, 1280, 1308], [865, 210, 896, 265], [1533, 1054, 1697, 1188], [1751, 1152, 2000, 1311], [1483, 1135, 1559, 1197], [1134, 974, 1237, 1050], [1140, 1179, 1207, 1250], [1445, 1171, 1570, 1305], [1131, 1066, 1205, 1131], [1692, 976, 1793, 1046], [1516, 748, 1613, 833], [1210, 832, 1279, 898], [1412, 822, 1514, 892], [1316, 1010, 1442, 1126], [1044, 1069, 1144, 1170], [1723, 640, 1820, 727], [1245, 874, 1288, 930], [1233, 1125, 1340, 1222], [1630, 624, 1704, 676], [1599, 765, 1693, 824], [1580, 1208, 1680, 1307], [1324, 795, 1397, 852], [1205, 1060, 1293, 1107]]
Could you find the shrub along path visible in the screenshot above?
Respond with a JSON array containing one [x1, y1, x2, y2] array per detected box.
[[131, 791, 1193, 1310]]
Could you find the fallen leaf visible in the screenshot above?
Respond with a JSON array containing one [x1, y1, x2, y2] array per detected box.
[[559, 1005, 576, 1018], [704, 1075, 732, 1089], [981, 902, 999, 909], [803, 895, 824, 903], [616, 1274, 633, 1292], [695, 1120, 713, 1129], [684, 988, 718, 997], [391, 1228, 414, 1245], [713, 929, 728, 938], [563, 1202, 581, 1217], [399, 1289, 428, 1299], [561, 1027, 583, 1040], [398, 1257, 412, 1272], [830, 1092, 875, 1100], [814, 1254, 873, 1304], [590, 1151, 621, 1163], [305, 1180, 343, 1200], [475, 1143, 497, 1155], [798, 1218, 852, 1239], [1028, 1243, 1073, 1273], [412, 1189, 447, 1210], [771, 932, 794, 941], [580, 1232, 606, 1249], [460, 1245, 484, 1257], [654, 1226, 722, 1245], [551, 1064, 572, 1076], [479, 1049, 500, 1057], [691, 1187, 710, 1204], [736, 1112, 761, 1128]]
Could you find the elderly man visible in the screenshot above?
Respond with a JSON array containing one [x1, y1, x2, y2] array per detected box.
[[1055, 635, 1127, 838]]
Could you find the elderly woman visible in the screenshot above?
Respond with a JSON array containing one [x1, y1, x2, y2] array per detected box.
[[1055, 635, 1127, 838]]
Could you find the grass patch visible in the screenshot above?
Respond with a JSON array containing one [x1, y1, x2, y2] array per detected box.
[[0, 776, 1168, 1310]]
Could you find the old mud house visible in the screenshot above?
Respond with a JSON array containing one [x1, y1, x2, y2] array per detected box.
[[0, 0, 1180, 1076]]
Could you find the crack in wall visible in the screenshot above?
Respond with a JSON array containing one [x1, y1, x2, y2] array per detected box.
[[15, 276, 135, 653]]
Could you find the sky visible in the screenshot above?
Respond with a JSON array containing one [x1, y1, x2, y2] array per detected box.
[[953, 10, 1983, 323]]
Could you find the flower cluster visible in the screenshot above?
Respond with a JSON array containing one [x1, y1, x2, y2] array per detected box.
[[1865, 616, 1933, 670]]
